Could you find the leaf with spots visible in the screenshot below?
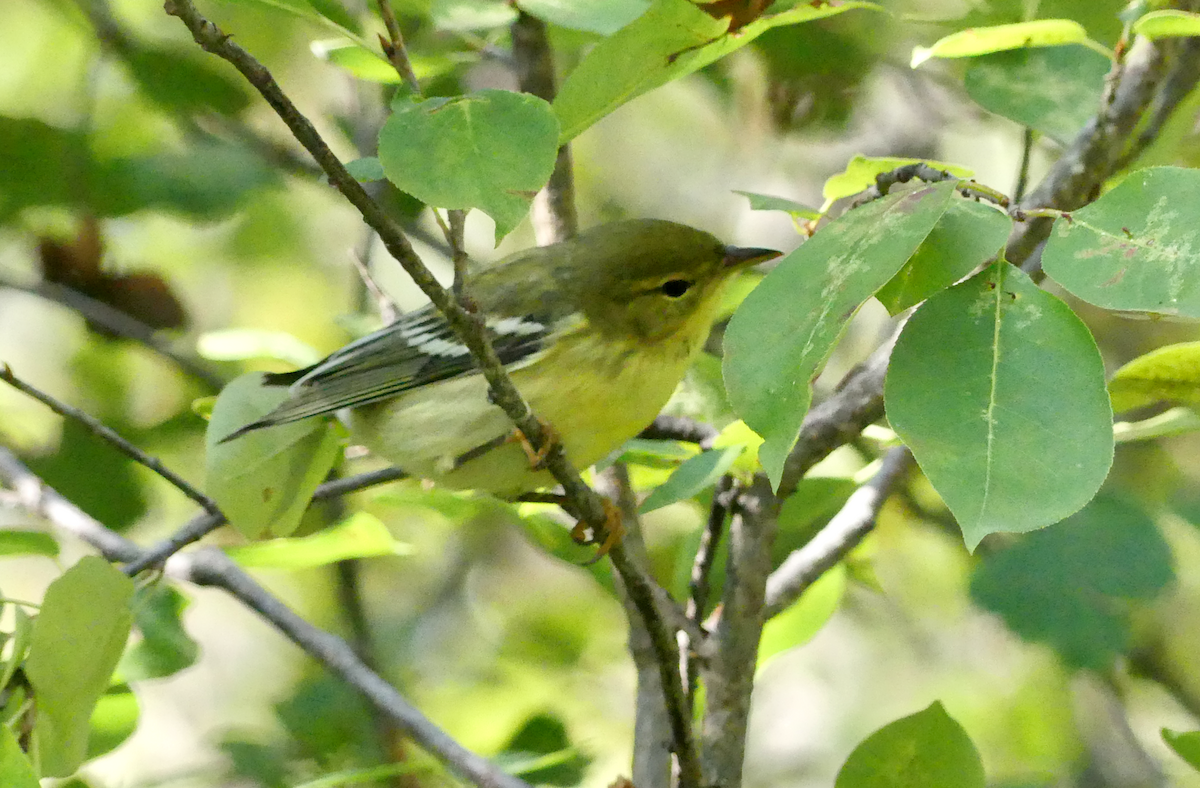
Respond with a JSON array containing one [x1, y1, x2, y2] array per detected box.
[[206, 373, 343, 539], [1043, 167, 1200, 317], [724, 181, 957, 488], [885, 263, 1113, 550]]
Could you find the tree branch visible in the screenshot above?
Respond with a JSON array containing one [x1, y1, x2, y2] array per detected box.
[[764, 446, 912, 619], [698, 474, 777, 787]]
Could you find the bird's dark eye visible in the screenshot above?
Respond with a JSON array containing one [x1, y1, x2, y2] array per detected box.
[[660, 279, 693, 298]]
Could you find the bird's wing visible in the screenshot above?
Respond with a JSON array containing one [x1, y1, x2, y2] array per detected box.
[[224, 305, 553, 438]]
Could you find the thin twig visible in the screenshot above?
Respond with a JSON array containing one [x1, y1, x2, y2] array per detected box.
[[763, 446, 912, 618], [162, 0, 612, 544], [122, 466, 409, 575], [374, 0, 420, 93], [682, 474, 733, 707], [0, 449, 534, 788], [639, 415, 719, 448], [0, 275, 224, 391], [0, 364, 221, 516], [1014, 126, 1034, 203]]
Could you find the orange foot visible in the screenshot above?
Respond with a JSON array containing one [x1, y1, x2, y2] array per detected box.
[[508, 419, 559, 470], [571, 498, 625, 564]]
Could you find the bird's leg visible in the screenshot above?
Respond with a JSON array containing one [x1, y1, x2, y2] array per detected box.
[[572, 498, 625, 564], [513, 492, 626, 562], [506, 418, 560, 470]]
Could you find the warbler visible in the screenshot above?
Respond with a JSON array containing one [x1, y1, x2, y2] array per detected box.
[[223, 219, 780, 495]]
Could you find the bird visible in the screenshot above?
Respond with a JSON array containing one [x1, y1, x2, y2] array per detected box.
[[222, 218, 781, 500]]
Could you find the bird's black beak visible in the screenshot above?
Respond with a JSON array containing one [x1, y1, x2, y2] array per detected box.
[[722, 244, 783, 270]]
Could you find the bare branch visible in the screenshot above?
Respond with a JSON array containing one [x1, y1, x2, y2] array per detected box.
[[639, 415, 719, 448], [1, 364, 221, 517], [764, 446, 912, 619], [374, 0, 420, 93], [682, 474, 734, 708]]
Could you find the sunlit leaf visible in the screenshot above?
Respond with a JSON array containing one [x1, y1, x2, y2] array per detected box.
[[1133, 10, 1200, 39], [758, 564, 846, 667], [0, 727, 38, 788], [26, 557, 134, 777], [197, 329, 321, 367], [1163, 729, 1200, 773], [1109, 341, 1200, 413], [734, 190, 820, 219], [886, 264, 1113, 550], [822, 155, 973, 206], [0, 530, 58, 558], [911, 20, 1105, 68], [86, 685, 139, 760], [224, 512, 413, 569]]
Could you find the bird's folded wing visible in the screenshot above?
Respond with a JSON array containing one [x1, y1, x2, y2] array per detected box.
[[253, 305, 552, 424]]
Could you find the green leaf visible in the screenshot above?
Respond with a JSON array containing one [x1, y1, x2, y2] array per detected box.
[[205, 373, 343, 539], [123, 46, 251, 116], [431, 0, 517, 30], [970, 494, 1174, 670], [0, 726, 39, 788], [821, 155, 973, 206], [964, 46, 1110, 146], [378, 90, 559, 239], [1163, 729, 1200, 772], [638, 445, 743, 514], [224, 512, 413, 569], [911, 20, 1106, 68], [85, 685, 139, 761], [517, 0, 649, 34], [733, 190, 820, 219], [25, 556, 135, 778], [0, 606, 32, 693], [1043, 167, 1200, 317], [0, 530, 59, 558], [724, 181, 957, 488], [1133, 10, 1200, 40], [223, 0, 368, 47], [497, 714, 589, 786], [876, 198, 1012, 314], [197, 329, 322, 366], [835, 701, 985, 788], [553, 0, 881, 143], [1109, 341, 1200, 413], [311, 40, 401, 83], [885, 264, 1113, 550], [120, 585, 200, 681], [758, 564, 846, 667]]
